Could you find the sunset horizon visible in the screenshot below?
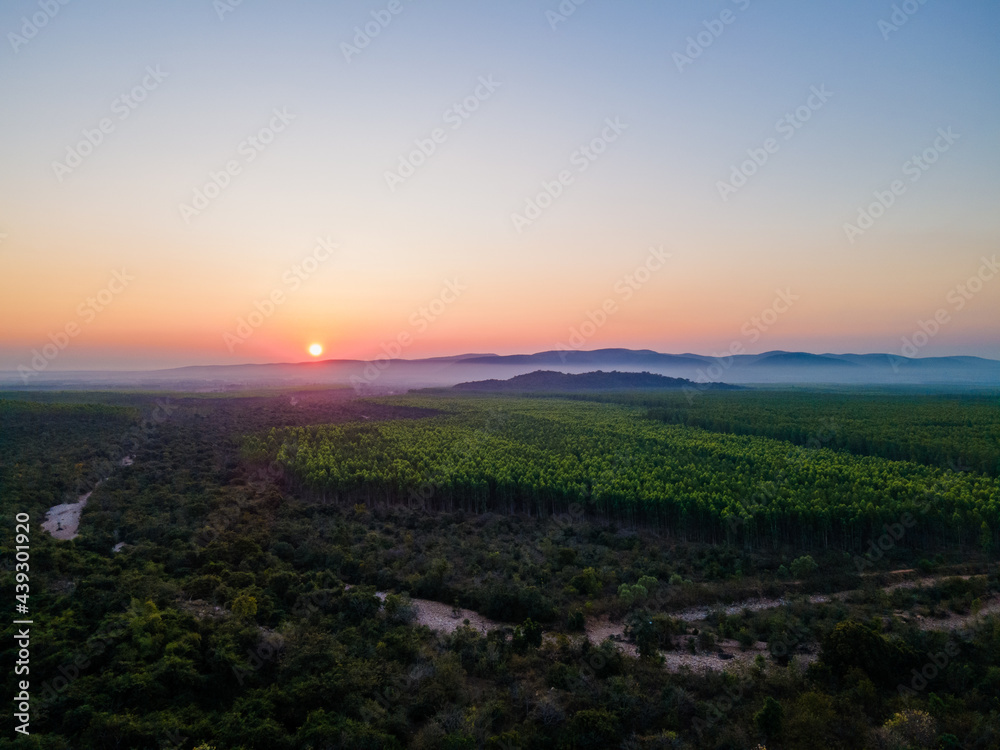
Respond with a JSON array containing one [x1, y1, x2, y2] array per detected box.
[[3, 1, 998, 374]]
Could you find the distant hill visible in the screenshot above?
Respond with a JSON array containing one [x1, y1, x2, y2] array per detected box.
[[748, 351, 860, 367], [452, 370, 740, 392], [4, 348, 999, 389], [459, 349, 711, 367]]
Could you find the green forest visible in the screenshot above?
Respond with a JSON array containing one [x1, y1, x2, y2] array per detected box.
[[575, 390, 1000, 476], [249, 395, 999, 551], [2, 388, 999, 749]]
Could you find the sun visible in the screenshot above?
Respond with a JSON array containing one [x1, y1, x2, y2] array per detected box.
[[308, 343, 323, 357]]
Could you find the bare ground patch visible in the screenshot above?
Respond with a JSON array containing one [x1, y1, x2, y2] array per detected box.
[[409, 597, 504, 634], [41, 491, 92, 540]]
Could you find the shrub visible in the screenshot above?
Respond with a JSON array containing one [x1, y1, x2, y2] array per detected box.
[[618, 580, 653, 606], [754, 696, 783, 737], [513, 618, 543, 651], [872, 710, 937, 750], [789, 555, 818, 579], [566, 709, 619, 749], [737, 629, 755, 651], [570, 567, 603, 597], [820, 619, 914, 687], [186, 574, 222, 600]]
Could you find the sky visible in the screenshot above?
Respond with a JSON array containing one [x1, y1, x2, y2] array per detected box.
[[1, 0, 998, 371]]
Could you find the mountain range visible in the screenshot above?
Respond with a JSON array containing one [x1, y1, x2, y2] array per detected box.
[[3, 349, 999, 390]]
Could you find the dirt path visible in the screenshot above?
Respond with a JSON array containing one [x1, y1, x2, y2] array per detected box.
[[41, 456, 134, 542], [405, 599, 793, 674], [401, 570, 998, 651], [665, 594, 833, 622], [41, 491, 94, 540], [579, 584, 1000, 671], [409, 598, 503, 634], [660, 639, 807, 675], [659, 572, 992, 624], [342, 586, 504, 634], [401, 597, 816, 673], [582, 573, 1000, 672], [582, 616, 821, 673], [306, 576, 1000, 674], [585, 618, 638, 657], [897, 596, 1000, 631], [883, 574, 973, 593]]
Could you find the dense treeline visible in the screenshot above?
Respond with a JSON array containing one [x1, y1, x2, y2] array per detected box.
[[251, 396, 1000, 552], [565, 390, 1000, 476], [3, 389, 1000, 748], [0, 399, 140, 512]]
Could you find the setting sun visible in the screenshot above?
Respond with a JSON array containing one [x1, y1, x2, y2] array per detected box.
[[308, 343, 323, 357]]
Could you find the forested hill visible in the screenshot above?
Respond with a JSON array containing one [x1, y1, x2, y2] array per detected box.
[[452, 369, 739, 392]]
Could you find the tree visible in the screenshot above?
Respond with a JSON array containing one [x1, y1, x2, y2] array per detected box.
[[571, 567, 602, 596], [783, 692, 838, 746], [513, 618, 543, 651], [820, 619, 913, 687], [872, 710, 937, 750], [566, 709, 619, 749], [790, 555, 818, 578], [979, 521, 993, 554], [754, 696, 784, 738], [618, 576, 658, 607], [231, 594, 258, 621]]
